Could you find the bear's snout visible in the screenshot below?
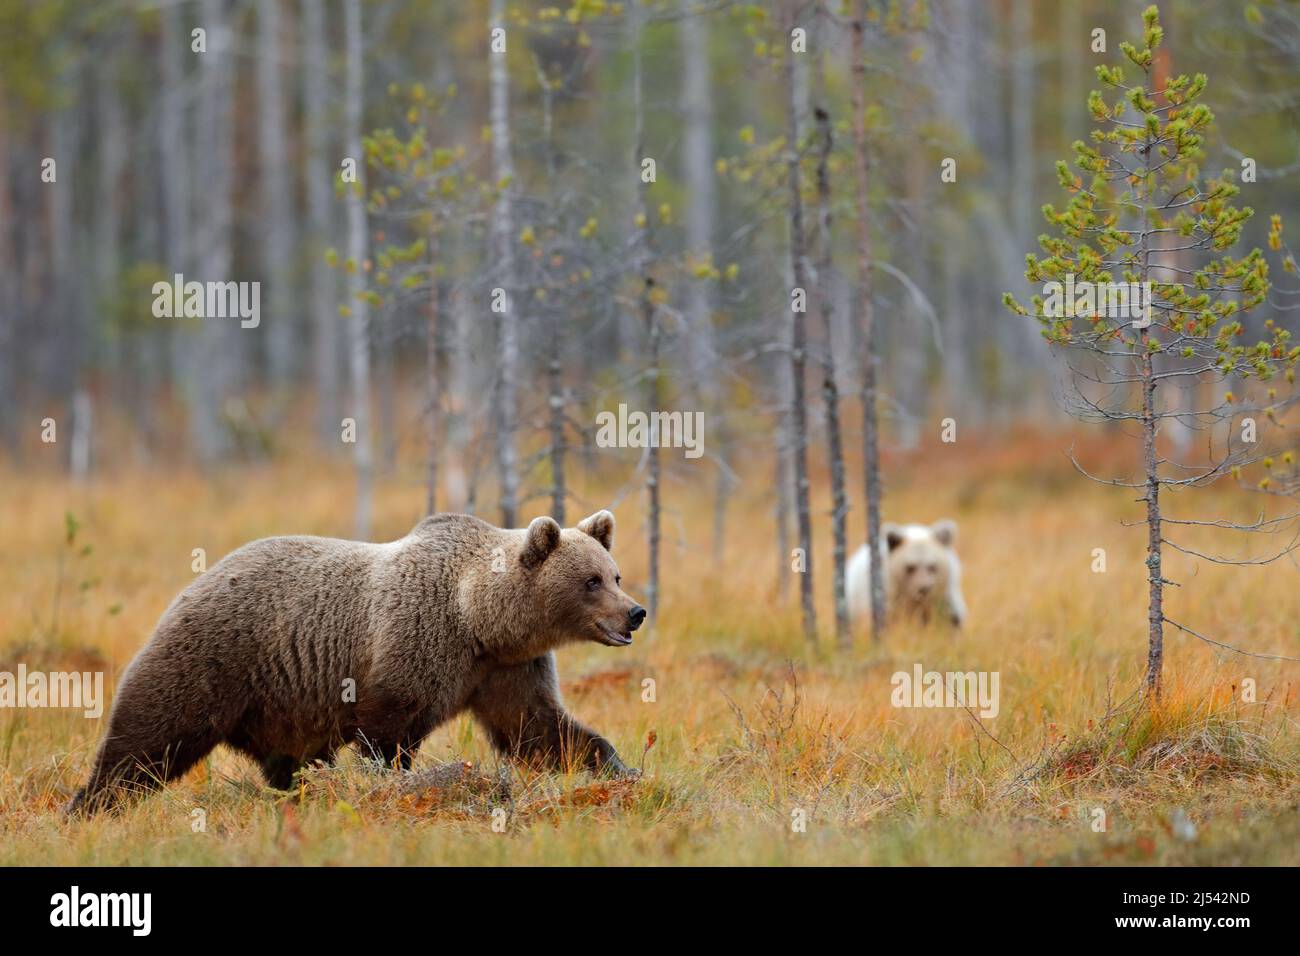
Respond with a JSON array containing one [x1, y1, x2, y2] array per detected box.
[[628, 605, 647, 631]]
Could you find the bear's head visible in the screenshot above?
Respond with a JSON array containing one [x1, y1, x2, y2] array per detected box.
[[884, 520, 958, 612], [520, 510, 647, 649]]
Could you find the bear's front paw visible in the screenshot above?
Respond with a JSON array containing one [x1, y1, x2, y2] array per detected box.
[[597, 753, 640, 779]]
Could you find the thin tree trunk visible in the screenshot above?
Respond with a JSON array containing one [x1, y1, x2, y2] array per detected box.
[[194, 0, 233, 463], [48, 75, 79, 453], [489, 0, 519, 528], [258, 0, 296, 384], [852, 0, 885, 642], [1010, 0, 1034, 248], [344, 0, 373, 538], [631, 1, 659, 621], [678, 0, 730, 563], [536, 64, 566, 525], [1139, 105, 1163, 697], [0, 87, 13, 445], [303, 0, 340, 447], [784, 0, 816, 645], [816, 97, 847, 650], [161, 5, 193, 440], [547, 306, 566, 524], [93, 51, 124, 465], [425, 232, 441, 516]]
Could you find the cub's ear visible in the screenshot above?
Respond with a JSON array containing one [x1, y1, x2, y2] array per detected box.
[[883, 522, 906, 552], [931, 519, 957, 548], [576, 510, 615, 551], [521, 516, 562, 568]]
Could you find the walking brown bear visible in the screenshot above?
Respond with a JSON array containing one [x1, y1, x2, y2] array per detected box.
[[69, 510, 645, 813]]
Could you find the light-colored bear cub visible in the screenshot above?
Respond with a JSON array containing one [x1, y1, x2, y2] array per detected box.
[[846, 520, 967, 628]]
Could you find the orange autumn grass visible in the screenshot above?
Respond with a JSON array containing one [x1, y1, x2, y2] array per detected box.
[[0, 421, 1296, 865]]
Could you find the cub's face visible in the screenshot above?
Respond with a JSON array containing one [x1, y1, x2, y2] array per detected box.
[[885, 521, 957, 610], [521, 510, 647, 647]]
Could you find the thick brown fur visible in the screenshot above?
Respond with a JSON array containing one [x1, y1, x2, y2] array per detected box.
[[69, 510, 645, 814]]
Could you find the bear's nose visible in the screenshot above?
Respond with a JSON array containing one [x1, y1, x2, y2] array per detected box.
[[628, 606, 647, 631]]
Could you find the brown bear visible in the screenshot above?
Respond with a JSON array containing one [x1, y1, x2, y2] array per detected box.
[[69, 510, 645, 814]]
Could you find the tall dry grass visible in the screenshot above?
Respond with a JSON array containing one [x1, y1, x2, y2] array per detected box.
[[0, 423, 1296, 865]]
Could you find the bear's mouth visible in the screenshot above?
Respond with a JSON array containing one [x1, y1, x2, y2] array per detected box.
[[594, 622, 633, 647]]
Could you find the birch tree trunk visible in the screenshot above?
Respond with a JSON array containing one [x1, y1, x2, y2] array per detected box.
[[813, 98, 848, 650], [426, 232, 441, 516], [784, 0, 816, 645], [547, 305, 566, 525], [344, 0, 373, 538], [851, 0, 886, 642], [1010, 0, 1034, 248], [631, 1, 660, 621], [489, 0, 519, 528], [194, 0, 234, 463], [258, 0, 296, 384], [161, 3, 192, 413], [678, 0, 730, 563], [537, 75, 566, 526], [92, 51, 124, 474], [302, 0, 340, 446], [0, 87, 12, 445]]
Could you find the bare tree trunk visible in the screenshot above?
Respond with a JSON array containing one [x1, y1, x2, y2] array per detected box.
[[784, 0, 816, 645], [426, 232, 442, 516], [535, 65, 566, 525], [547, 307, 567, 524], [1009, 0, 1034, 248], [813, 47, 848, 648], [194, 0, 234, 463], [161, 4, 194, 438], [489, 0, 519, 528], [48, 71, 79, 465], [631, 1, 659, 621], [852, 0, 885, 642], [70, 391, 92, 481], [775, 300, 793, 604], [258, 0, 296, 384], [93, 50, 125, 469], [678, 0, 731, 563], [1059, 0, 1083, 141], [1139, 116, 1163, 697], [344, 0, 373, 538], [0, 88, 13, 445], [303, 0, 340, 447]]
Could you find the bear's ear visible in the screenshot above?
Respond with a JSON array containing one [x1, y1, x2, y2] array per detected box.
[[521, 516, 562, 568], [883, 522, 906, 552], [576, 510, 615, 551], [931, 519, 957, 548]]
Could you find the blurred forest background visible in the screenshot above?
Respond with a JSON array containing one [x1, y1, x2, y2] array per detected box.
[[3, 0, 1300, 864], [2, 0, 1300, 601]]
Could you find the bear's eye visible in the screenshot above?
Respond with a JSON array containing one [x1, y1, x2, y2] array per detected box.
[[926, 564, 939, 574], [586, 575, 602, 592], [905, 564, 918, 575], [615, 574, 621, 586]]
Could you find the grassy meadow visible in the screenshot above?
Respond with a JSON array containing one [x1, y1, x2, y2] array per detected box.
[[1, 422, 1297, 866]]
